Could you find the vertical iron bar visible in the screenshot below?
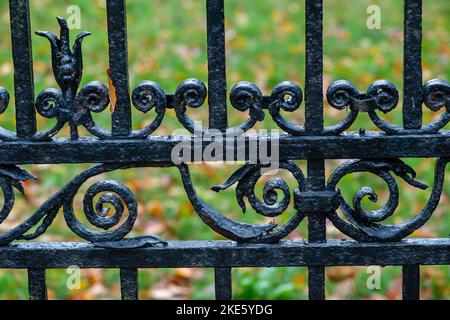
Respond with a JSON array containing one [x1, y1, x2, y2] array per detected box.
[[402, 265, 420, 300], [28, 268, 47, 300], [120, 268, 139, 300], [107, 0, 132, 136], [403, 0, 422, 129], [305, 0, 324, 134], [206, 0, 228, 131], [9, 0, 37, 138], [307, 161, 326, 301], [305, 0, 326, 301], [214, 267, 232, 300]]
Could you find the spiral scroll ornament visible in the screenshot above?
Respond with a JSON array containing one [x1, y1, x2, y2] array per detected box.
[[230, 81, 265, 126], [173, 78, 208, 134], [326, 158, 449, 242], [265, 80, 361, 135], [0, 163, 167, 247], [326, 78, 450, 135], [64, 178, 138, 242], [423, 79, 450, 112], [179, 161, 307, 243]]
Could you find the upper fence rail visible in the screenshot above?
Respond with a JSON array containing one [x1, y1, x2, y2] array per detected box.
[[0, 0, 448, 149]]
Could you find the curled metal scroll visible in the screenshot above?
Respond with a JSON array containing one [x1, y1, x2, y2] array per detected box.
[[326, 158, 449, 242], [171, 79, 364, 136], [178, 161, 307, 243], [326, 79, 450, 135], [163, 79, 368, 136], [0, 163, 167, 247], [81, 80, 168, 139], [173, 79, 266, 135], [269, 81, 358, 135]]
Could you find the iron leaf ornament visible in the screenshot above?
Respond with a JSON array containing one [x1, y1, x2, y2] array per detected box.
[[34, 17, 110, 140], [36, 17, 91, 94]]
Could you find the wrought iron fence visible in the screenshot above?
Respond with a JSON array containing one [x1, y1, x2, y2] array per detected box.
[[0, 0, 448, 300]]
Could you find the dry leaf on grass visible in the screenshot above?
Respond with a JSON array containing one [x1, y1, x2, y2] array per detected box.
[[106, 67, 117, 112]]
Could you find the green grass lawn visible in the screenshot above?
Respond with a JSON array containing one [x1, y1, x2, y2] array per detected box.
[[0, 0, 449, 300]]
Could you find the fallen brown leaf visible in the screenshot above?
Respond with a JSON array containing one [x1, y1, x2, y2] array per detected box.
[[107, 67, 117, 113]]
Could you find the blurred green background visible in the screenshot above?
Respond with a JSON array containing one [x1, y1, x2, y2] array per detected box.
[[0, 0, 449, 300]]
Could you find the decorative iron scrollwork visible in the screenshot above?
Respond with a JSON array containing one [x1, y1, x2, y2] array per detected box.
[[269, 80, 358, 135], [229, 81, 265, 132], [326, 79, 450, 135], [178, 161, 307, 243], [1, 16, 448, 140], [0, 13, 448, 249], [172, 79, 268, 135], [173, 78, 208, 134], [326, 158, 449, 242], [129, 80, 167, 138], [0, 165, 36, 225], [0, 163, 167, 247], [34, 17, 92, 140], [0, 158, 446, 245]]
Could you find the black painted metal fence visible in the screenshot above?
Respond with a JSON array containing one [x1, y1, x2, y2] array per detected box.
[[0, 0, 449, 300]]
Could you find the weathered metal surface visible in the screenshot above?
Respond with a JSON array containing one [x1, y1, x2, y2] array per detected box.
[[107, 0, 132, 137], [206, 0, 228, 131], [402, 265, 420, 300], [0, 133, 449, 164], [0, 239, 448, 269], [27, 268, 47, 300], [214, 268, 232, 300], [0, 0, 448, 300], [9, 0, 36, 139], [120, 268, 139, 300]]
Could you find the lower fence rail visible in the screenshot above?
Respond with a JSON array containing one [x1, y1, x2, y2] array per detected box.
[[1, 239, 448, 300]]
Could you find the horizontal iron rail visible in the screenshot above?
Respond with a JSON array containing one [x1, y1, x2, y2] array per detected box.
[[0, 239, 448, 269], [0, 132, 448, 164]]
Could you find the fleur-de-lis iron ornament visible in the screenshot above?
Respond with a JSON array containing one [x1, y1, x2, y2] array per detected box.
[[36, 17, 90, 95], [36, 17, 92, 139]]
